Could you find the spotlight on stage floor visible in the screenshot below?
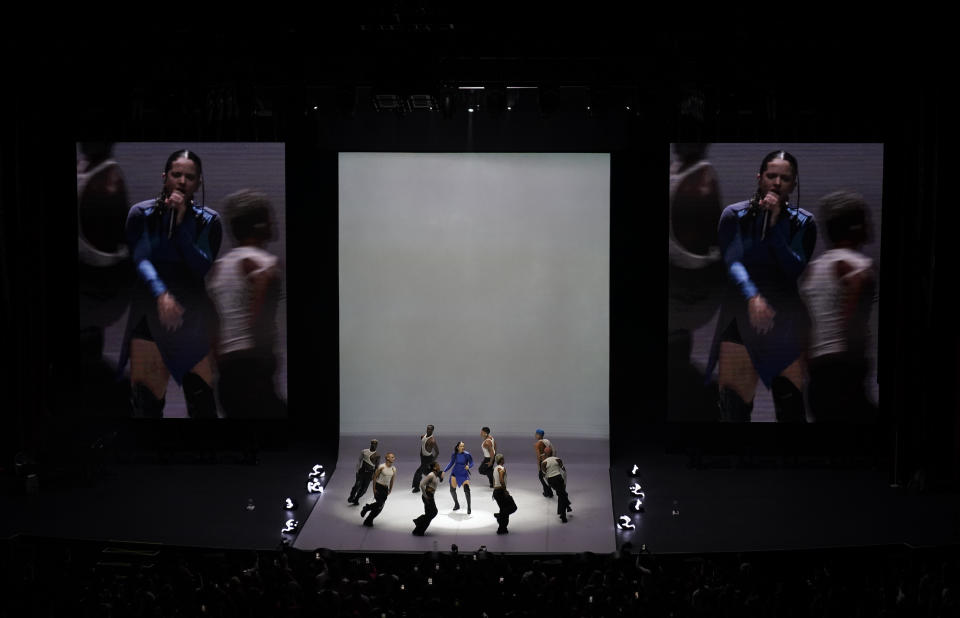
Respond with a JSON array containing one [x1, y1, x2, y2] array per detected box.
[[616, 515, 635, 530], [282, 519, 299, 534], [284, 498, 298, 510]]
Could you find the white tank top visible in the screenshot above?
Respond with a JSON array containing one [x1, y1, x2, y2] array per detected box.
[[799, 248, 874, 358], [542, 456, 564, 478], [376, 464, 396, 487], [207, 246, 280, 354], [493, 464, 506, 488], [420, 471, 440, 493], [358, 448, 377, 470], [482, 435, 496, 458], [539, 439, 557, 458], [421, 434, 436, 456]]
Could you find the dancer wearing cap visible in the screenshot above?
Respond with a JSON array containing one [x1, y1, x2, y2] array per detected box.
[[533, 429, 558, 498]]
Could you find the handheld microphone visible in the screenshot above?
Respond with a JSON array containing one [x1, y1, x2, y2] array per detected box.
[[756, 189, 779, 241]]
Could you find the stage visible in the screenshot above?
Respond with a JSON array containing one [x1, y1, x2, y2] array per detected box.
[[3, 437, 960, 555], [292, 434, 614, 554]]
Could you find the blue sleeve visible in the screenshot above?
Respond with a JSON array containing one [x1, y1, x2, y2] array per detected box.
[[443, 453, 456, 473], [767, 215, 816, 278], [126, 206, 167, 298], [718, 208, 759, 300], [175, 212, 222, 278]]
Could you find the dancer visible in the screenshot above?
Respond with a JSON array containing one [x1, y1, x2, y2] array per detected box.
[[443, 441, 474, 514], [706, 150, 817, 422], [541, 454, 572, 523], [479, 426, 497, 488], [77, 142, 133, 416], [361, 452, 396, 527], [207, 190, 285, 418], [492, 453, 512, 534], [412, 462, 443, 535], [120, 149, 223, 418], [800, 190, 877, 422], [534, 429, 558, 497], [348, 439, 380, 505], [411, 424, 439, 493]]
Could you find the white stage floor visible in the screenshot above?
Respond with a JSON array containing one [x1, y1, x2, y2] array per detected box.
[[293, 434, 615, 553]]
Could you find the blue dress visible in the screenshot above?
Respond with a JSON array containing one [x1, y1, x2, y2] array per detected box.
[[118, 199, 222, 384], [443, 451, 474, 487], [706, 200, 816, 388]]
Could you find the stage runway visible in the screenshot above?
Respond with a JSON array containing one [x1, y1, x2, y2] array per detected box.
[[293, 434, 615, 554]]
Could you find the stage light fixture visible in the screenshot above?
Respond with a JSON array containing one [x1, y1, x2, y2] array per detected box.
[[245, 498, 256, 511], [307, 479, 323, 493], [309, 465, 325, 478], [630, 464, 640, 477], [629, 498, 645, 513], [616, 515, 635, 530], [282, 519, 299, 534], [409, 94, 436, 110], [629, 483, 644, 496], [284, 498, 298, 510], [373, 94, 407, 113]]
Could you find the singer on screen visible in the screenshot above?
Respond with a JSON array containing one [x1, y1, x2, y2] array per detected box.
[[119, 149, 223, 418], [705, 150, 816, 422]]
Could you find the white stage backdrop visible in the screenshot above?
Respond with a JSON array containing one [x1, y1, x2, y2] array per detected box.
[[339, 153, 610, 437]]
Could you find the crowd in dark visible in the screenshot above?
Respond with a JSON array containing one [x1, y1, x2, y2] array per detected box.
[[3, 536, 960, 617]]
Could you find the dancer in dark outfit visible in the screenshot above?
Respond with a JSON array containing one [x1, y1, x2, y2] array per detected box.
[[534, 429, 557, 497], [348, 439, 380, 505], [411, 424, 439, 492], [541, 455, 572, 523], [479, 426, 497, 488], [361, 452, 396, 527], [492, 454, 511, 534], [412, 462, 443, 535]]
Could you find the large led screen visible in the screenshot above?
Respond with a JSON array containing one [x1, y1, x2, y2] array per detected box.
[[77, 142, 287, 418], [339, 153, 609, 437], [668, 143, 882, 422]]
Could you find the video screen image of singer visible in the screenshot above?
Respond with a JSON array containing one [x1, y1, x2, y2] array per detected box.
[[77, 142, 287, 419], [668, 143, 882, 423]]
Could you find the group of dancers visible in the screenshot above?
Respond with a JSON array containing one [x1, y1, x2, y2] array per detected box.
[[346, 426, 572, 536]]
